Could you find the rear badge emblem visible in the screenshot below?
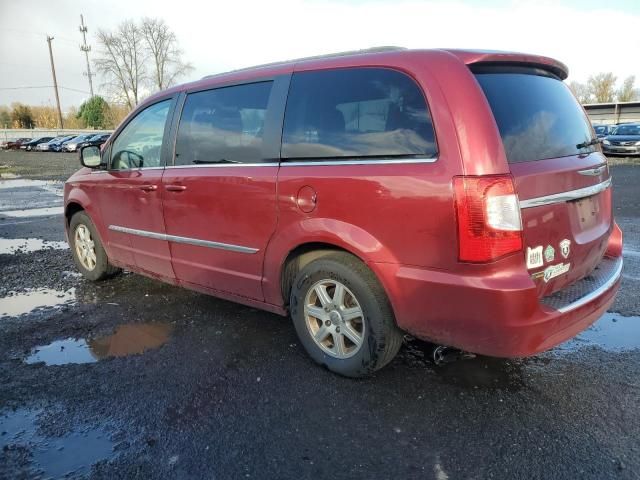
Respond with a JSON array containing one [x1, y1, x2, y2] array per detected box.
[[526, 246, 543, 269], [560, 239, 571, 258], [542, 263, 571, 283], [544, 245, 555, 263]]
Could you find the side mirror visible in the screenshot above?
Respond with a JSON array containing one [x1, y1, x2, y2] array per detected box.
[[80, 145, 102, 168]]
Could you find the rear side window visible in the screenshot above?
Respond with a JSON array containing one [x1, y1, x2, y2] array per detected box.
[[475, 71, 595, 163], [175, 81, 272, 165], [282, 68, 437, 160]]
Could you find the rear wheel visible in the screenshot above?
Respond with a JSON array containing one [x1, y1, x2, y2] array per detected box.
[[290, 252, 403, 377], [69, 211, 120, 281]]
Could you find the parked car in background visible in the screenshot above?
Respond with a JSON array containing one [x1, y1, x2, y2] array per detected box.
[[36, 136, 70, 152], [47, 135, 77, 152], [0, 137, 31, 150], [21, 137, 54, 151], [63, 134, 97, 152], [77, 133, 111, 150], [602, 123, 640, 156], [66, 48, 622, 378], [593, 124, 616, 138]]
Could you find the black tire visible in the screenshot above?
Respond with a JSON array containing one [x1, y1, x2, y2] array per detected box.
[[69, 211, 120, 281], [290, 252, 403, 378]]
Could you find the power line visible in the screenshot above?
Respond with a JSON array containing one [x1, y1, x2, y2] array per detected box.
[[0, 85, 91, 94]]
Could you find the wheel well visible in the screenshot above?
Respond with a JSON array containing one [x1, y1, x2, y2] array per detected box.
[[280, 243, 358, 307], [65, 202, 84, 226]]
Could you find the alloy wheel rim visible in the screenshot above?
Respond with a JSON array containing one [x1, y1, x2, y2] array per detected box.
[[304, 279, 365, 359], [74, 224, 97, 271]]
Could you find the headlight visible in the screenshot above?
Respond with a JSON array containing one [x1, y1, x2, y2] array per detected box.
[[603, 139, 611, 145], [635, 141, 640, 146]]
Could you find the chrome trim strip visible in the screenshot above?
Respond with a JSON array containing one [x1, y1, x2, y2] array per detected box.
[[519, 178, 611, 209], [165, 162, 279, 169], [556, 257, 623, 313], [280, 157, 438, 167], [578, 165, 606, 176], [108, 225, 259, 254]]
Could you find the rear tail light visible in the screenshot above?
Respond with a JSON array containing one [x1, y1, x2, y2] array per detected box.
[[453, 175, 523, 262]]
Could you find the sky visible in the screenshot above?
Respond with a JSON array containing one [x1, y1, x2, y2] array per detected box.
[[1, 0, 639, 113]]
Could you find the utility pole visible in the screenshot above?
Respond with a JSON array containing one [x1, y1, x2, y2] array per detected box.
[[46, 36, 64, 129], [79, 15, 95, 97]]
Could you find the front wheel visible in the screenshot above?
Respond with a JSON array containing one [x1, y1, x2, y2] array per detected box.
[[290, 252, 403, 378], [69, 211, 120, 281]]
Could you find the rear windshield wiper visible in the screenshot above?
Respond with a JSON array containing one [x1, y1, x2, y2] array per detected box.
[[576, 138, 601, 149], [192, 158, 241, 164]]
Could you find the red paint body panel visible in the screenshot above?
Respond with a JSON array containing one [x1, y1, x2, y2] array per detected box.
[[64, 48, 623, 360], [161, 166, 278, 300]]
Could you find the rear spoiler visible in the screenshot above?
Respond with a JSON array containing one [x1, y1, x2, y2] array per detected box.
[[443, 50, 569, 80]]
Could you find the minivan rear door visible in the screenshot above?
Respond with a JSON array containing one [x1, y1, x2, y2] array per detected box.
[[474, 68, 612, 297]]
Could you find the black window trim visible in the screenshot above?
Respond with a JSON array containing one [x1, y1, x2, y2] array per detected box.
[[167, 74, 291, 167], [107, 95, 178, 171], [279, 66, 439, 164]]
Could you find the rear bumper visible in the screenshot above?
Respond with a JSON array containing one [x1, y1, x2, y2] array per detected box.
[[375, 254, 623, 358]]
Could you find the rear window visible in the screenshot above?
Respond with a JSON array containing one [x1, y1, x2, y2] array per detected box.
[[282, 68, 437, 160], [475, 71, 595, 163]]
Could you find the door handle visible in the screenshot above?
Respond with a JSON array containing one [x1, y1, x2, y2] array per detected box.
[[139, 184, 157, 192], [165, 185, 187, 192]]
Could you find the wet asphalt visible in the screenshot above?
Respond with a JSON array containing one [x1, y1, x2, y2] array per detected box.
[[0, 151, 639, 480]]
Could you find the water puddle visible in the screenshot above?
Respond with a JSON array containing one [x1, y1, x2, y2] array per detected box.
[[0, 288, 76, 318], [0, 407, 113, 478], [558, 312, 640, 353], [0, 206, 64, 218], [25, 322, 173, 365], [0, 237, 68, 254]]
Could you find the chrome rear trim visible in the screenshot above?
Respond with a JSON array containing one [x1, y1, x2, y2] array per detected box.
[[578, 165, 607, 176], [519, 178, 611, 209], [108, 225, 259, 254]]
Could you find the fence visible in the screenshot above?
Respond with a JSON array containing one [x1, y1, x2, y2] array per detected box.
[[584, 101, 640, 125], [1, 128, 111, 141]]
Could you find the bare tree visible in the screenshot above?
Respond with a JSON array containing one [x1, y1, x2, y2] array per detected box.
[[617, 76, 640, 102], [587, 72, 617, 103], [140, 18, 193, 91], [568, 81, 591, 104], [94, 21, 146, 109]]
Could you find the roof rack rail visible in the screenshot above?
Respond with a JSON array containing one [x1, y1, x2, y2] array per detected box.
[[201, 46, 406, 80]]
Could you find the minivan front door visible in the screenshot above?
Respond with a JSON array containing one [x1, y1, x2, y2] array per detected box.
[[161, 80, 285, 300], [98, 98, 175, 281]]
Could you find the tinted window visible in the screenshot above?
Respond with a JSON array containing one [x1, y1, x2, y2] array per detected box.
[[175, 82, 272, 165], [615, 125, 640, 136], [111, 100, 171, 169], [282, 68, 436, 159], [475, 72, 595, 163]]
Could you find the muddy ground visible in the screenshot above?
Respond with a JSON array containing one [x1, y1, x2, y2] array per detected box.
[[0, 150, 639, 479]]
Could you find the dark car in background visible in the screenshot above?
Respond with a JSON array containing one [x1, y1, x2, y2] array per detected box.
[[0, 137, 31, 150], [36, 135, 71, 152], [77, 133, 111, 150], [21, 137, 54, 151], [593, 124, 616, 138], [63, 134, 98, 152], [47, 135, 77, 152], [602, 123, 640, 156]]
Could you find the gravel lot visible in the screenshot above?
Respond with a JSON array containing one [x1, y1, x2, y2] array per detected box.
[[0, 150, 639, 480]]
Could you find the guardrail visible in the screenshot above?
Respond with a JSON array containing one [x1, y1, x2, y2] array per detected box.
[[1, 129, 111, 141]]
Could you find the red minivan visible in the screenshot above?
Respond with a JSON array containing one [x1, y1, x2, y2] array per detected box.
[[65, 48, 623, 377]]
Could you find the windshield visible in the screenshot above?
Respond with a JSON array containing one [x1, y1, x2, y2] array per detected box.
[[614, 125, 640, 136], [475, 72, 595, 163]]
